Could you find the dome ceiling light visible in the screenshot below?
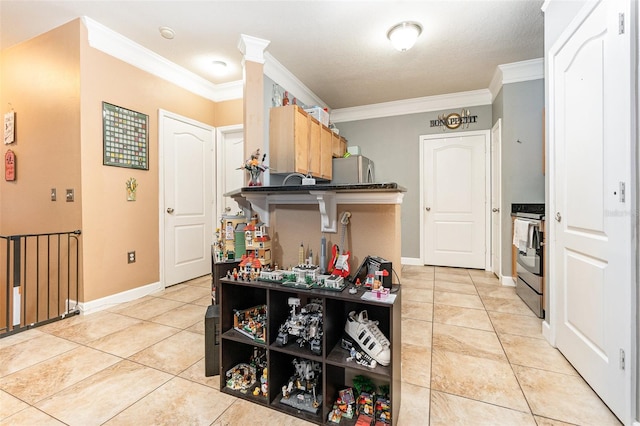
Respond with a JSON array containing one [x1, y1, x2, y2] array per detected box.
[[159, 26, 175, 40], [211, 60, 228, 74], [387, 21, 422, 52]]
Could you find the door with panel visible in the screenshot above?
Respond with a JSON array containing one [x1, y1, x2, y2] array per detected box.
[[549, 0, 632, 421], [422, 131, 489, 269], [161, 111, 214, 286]]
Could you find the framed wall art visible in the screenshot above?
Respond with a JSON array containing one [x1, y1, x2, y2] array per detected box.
[[102, 102, 148, 170]]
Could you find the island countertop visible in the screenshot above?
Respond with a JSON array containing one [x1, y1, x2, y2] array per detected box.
[[225, 182, 406, 197]]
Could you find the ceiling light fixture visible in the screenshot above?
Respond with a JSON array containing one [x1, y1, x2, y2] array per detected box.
[[387, 21, 422, 52], [211, 60, 228, 74], [159, 26, 175, 40]]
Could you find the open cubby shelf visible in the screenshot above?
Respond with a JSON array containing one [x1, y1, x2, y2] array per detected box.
[[218, 277, 401, 425]]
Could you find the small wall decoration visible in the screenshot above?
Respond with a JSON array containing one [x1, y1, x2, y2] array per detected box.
[[125, 177, 138, 201], [4, 110, 15, 144], [102, 102, 148, 170], [5, 149, 16, 181], [430, 108, 478, 131]]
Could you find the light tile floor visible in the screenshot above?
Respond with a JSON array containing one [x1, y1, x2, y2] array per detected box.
[[0, 266, 621, 425]]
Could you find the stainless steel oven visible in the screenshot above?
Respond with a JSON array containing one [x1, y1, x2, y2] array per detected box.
[[514, 212, 544, 318]]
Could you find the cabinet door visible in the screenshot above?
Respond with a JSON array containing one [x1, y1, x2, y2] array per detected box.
[[331, 132, 341, 158], [331, 133, 348, 158], [339, 136, 347, 157], [308, 118, 321, 177], [320, 125, 333, 180], [293, 107, 310, 175], [269, 106, 296, 173]]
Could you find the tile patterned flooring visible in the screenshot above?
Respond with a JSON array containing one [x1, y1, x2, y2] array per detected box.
[[0, 266, 621, 425]]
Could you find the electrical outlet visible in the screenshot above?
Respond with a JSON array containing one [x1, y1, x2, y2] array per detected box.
[[128, 251, 136, 263]]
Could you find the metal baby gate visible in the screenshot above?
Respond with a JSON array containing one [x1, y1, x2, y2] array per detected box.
[[0, 230, 81, 337]]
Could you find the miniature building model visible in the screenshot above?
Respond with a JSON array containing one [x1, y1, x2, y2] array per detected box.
[[244, 221, 272, 266], [239, 254, 263, 276]]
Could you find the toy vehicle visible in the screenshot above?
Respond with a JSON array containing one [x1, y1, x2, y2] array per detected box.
[[276, 297, 323, 355]]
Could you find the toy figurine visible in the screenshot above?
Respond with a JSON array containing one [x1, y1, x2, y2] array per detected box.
[[260, 368, 268, 396]]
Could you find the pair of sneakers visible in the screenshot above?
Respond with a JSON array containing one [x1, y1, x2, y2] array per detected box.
[[344, 310, 390, 366]]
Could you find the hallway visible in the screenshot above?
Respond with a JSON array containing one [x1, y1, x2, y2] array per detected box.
[[0, 265, 620, 425]]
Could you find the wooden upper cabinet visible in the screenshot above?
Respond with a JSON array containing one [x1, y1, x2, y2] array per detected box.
[[319, 125, 333, 180], [308, 117, 321, 177], [269, 105, 308, 175], [331, 132, 347, 158], [269, 105, 340, 180]]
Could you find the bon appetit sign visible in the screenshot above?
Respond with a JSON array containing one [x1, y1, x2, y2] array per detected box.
[[430, 109, 478, 130]]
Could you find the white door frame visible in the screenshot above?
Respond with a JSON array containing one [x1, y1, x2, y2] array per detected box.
[[215, 124, 244, 217], [158, 109, 216, 288], [491, 119, 502, 281], [419, 130, 491, 269]]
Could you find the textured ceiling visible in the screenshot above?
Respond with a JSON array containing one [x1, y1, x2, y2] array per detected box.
[[0, 0, 544, 109]]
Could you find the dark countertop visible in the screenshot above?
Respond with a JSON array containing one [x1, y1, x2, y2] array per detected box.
[[225, 182, 406, 197]]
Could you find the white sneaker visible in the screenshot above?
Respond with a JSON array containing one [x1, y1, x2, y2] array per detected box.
[[344, 310, 390, 366]]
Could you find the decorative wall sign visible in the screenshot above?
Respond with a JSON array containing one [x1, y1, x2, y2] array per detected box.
[[430, 108, 478, 131], [5, 149, 15, 181], [102, 102, 148, 170], [4, 111, 15, 144]]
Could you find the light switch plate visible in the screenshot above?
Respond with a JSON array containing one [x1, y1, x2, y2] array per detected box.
[[66, 189, 74, 202], [51, 188, 57, 201]]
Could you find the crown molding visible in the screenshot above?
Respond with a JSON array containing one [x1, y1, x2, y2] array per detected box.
[[489, 58, 544, 100], [82, 16, 242, 103], [213, 80, 244, 102], [238, 34, 270, 64], [263, 52, 327, 109], [330, 89, 492, 123]]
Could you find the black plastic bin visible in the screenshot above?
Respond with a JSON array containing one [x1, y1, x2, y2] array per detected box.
[[204, 304, 220, 377]]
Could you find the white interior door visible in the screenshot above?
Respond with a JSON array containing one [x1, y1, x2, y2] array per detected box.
[[550, 0, 632, 421], [161, 111, 214, 286], [422, 131, 488, 269], [216, 125, 244, 215], [491, 119, 502, 280]]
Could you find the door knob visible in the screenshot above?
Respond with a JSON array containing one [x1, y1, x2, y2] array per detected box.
[[555, 212, 561, 222], [426, 207, 431, 211], [492, 208, 500, 212], [167, 208, 174, 214]]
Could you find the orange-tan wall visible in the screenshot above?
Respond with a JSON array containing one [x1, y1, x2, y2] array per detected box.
[[0, 18, 243, 304], [79, 21, 243, 302], [215, 99, 243, 127], [0, 20, 82, 235]]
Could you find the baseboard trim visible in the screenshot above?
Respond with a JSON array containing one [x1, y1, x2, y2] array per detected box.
[[401, 257, 423, 266], [75, 281, 163, 315], [542, 320, 553, 345], [501, 276, 516, 287]]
